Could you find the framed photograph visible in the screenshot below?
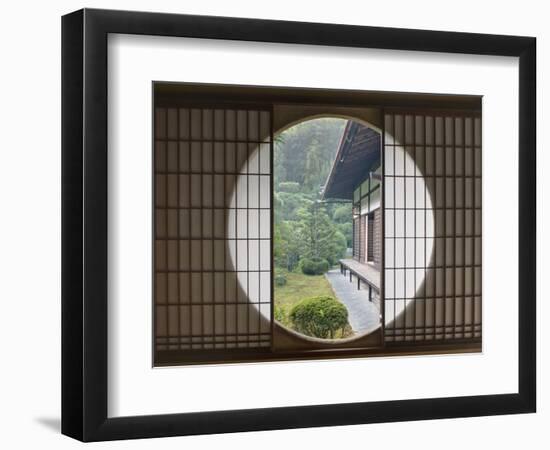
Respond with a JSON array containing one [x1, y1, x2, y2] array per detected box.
[[62, 8, 536, 441]]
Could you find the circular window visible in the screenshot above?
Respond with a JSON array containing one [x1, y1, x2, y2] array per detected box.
[[227, 115, 434, 343]]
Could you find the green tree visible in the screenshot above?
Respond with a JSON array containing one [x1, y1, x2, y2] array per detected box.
[[273, 118, 353, 272], [274, 118, 346, 192], [274, 221, 302, 272], [297, 201, 346, 266], [325, 230, 348, 266], [276, 191, 313, 222], [332, 204, 352, 223], [278, 181, 301, 193], [338, 222, 353, 248], [304, 138, 324, 191]]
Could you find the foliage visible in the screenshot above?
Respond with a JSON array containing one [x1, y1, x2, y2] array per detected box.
[[273, 118, 352, 273], [289, 296, 350, 339], [274, 304, 290, 327], [296, 201, 347, 266], [332, 204, 352, 223], [274, 272, 354, 339], [329, 231, 348, 265], [274, 118, 346, 193], [274, 221, 302, 272], [274, 270, 287, 286], [300, 257, 329, 275], [337, 222, 353, 248], [275, 192, 313, 222], [278, 181, 301, 193], [273, 118, 353, 339]]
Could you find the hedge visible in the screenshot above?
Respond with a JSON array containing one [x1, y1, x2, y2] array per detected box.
[[300, 257, 329, 275]]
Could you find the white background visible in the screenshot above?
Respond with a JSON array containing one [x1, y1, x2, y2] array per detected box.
[[108, 34, 517, 417], [0, 0, 546, 448]]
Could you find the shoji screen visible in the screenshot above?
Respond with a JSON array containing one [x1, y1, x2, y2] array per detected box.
[[154, 106, 272, 355], [383, 112, 481, 343]]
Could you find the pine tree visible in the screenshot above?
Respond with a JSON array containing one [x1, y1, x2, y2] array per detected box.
[[297, 201, 345, 264]]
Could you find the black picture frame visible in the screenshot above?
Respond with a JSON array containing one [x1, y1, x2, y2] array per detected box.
[[61, 8, 536, 442]]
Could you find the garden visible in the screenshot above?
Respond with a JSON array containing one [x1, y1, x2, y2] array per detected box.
[[273, 117, 355, 339]]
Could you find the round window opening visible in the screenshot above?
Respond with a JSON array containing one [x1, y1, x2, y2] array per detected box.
[[227, 116, 434, 342]]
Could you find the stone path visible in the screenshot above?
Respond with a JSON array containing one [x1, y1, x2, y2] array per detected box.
[[325, 269, 380, 334]]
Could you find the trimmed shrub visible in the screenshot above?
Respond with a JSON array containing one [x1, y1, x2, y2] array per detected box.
[[274, 271, 287, 286], [289, 296, 349, 339], [300, 257, 329, 275]]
